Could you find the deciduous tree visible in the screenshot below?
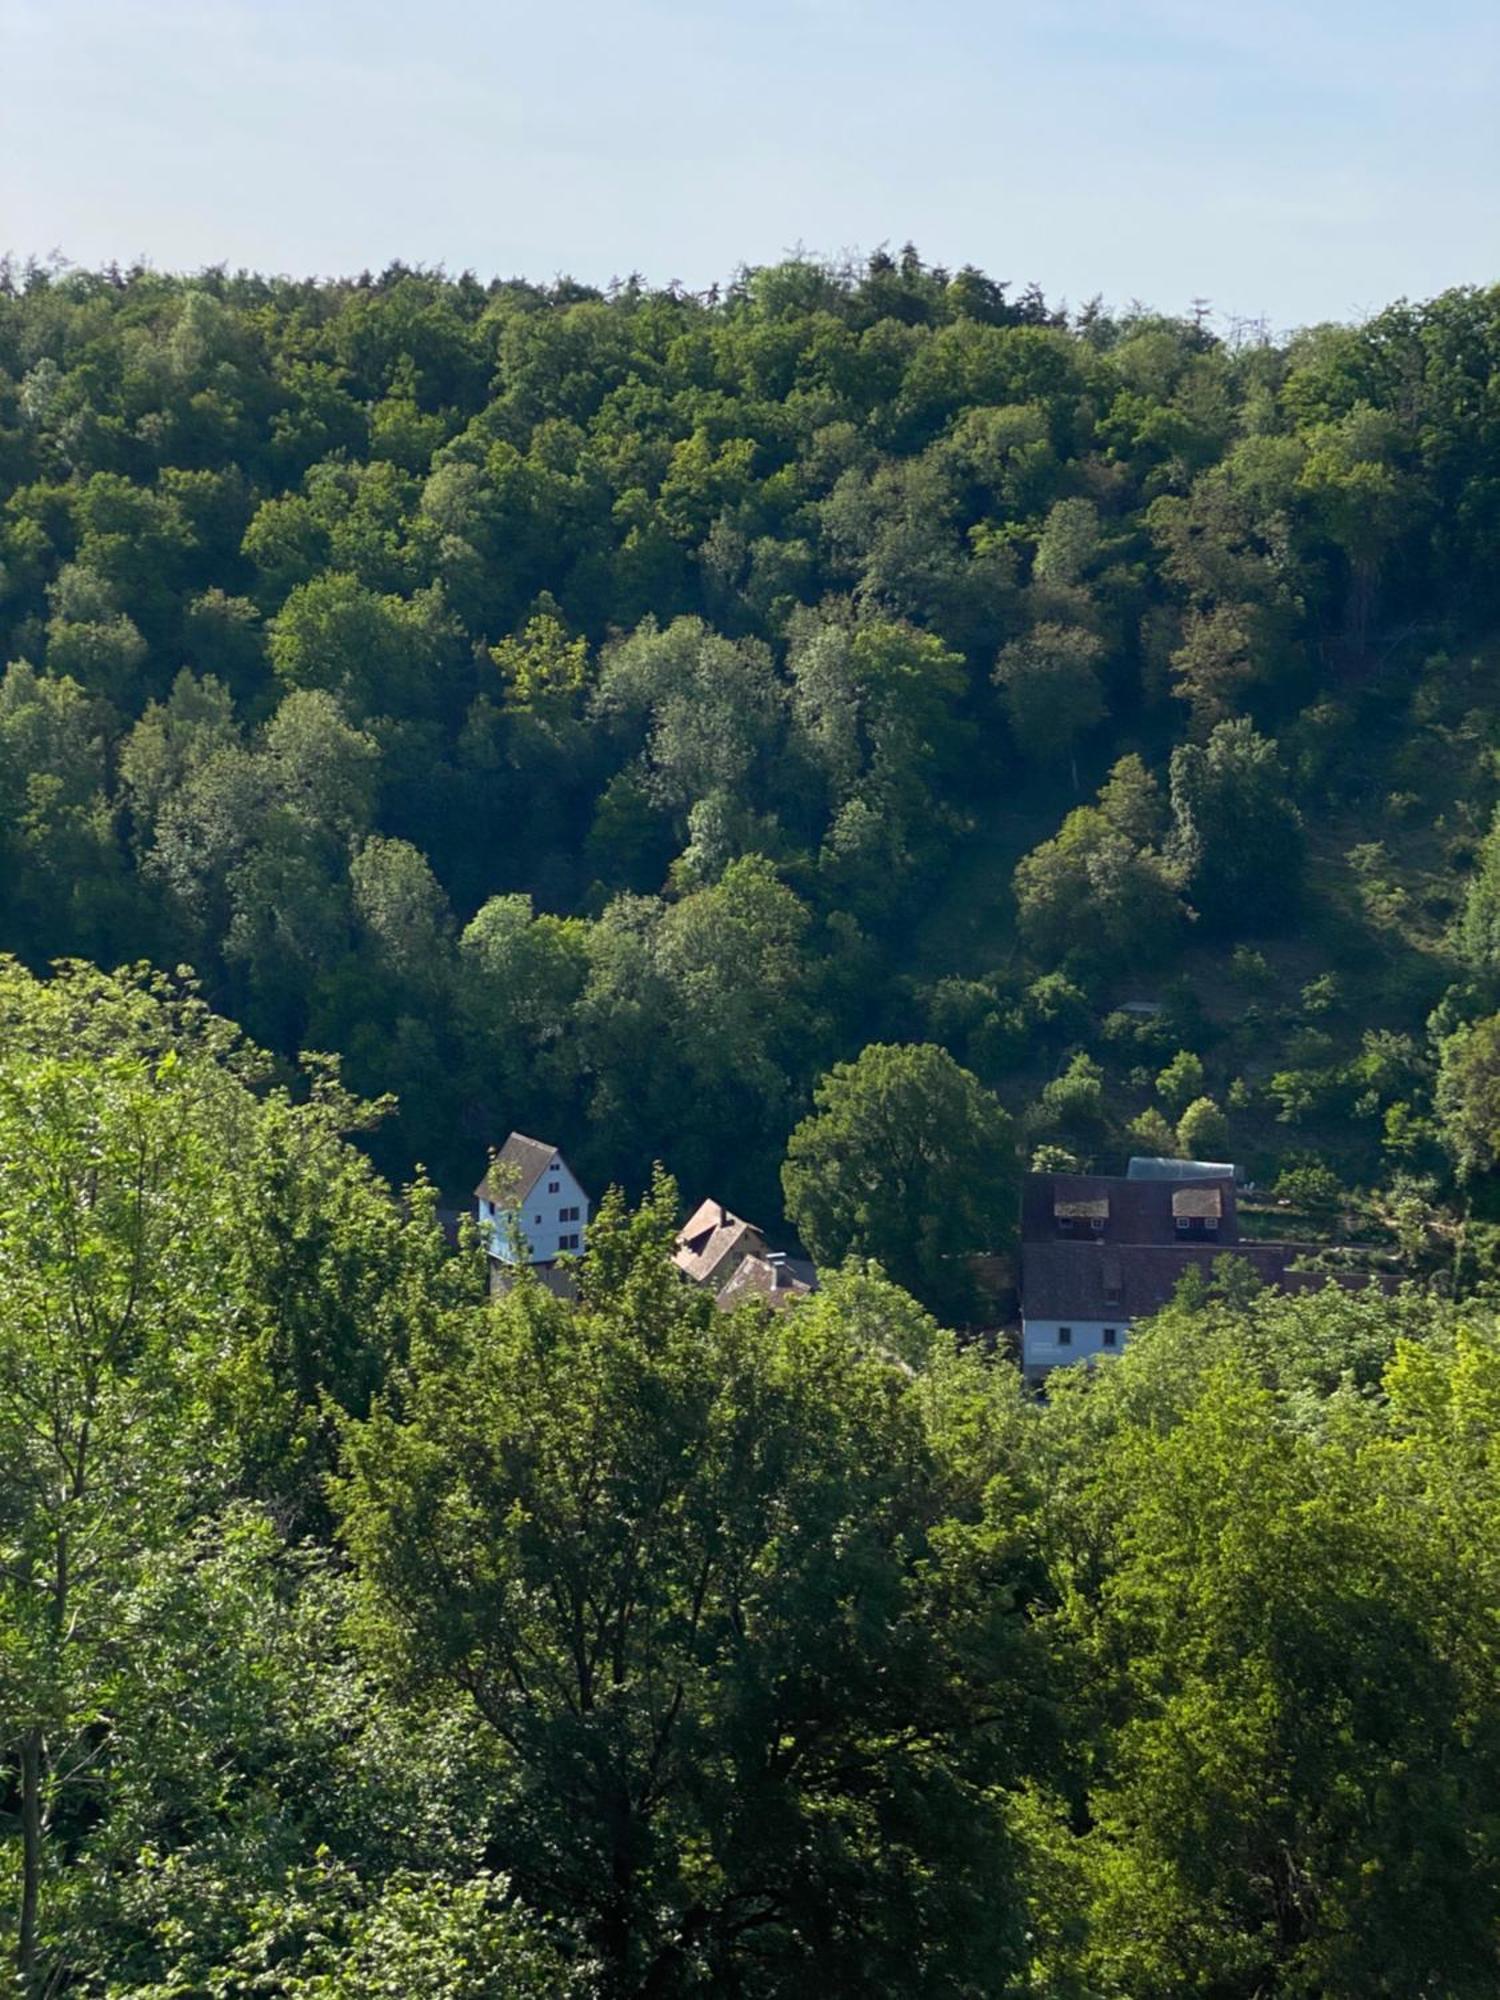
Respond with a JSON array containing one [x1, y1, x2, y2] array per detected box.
[[782, 1042, 1017, 1315]]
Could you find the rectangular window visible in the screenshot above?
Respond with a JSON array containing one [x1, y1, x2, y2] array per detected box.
[[1057, 1326, 1073, 1347], [1103, 1327, 1118, 1348], [560, 1205, 580, 1222], [548, 1180, 560, 1193], [559, 1232, 580, 1251], [1090, 1216, 1105, 1232]]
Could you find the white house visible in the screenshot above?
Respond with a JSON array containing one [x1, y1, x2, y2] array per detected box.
[[474, 1132, 590, 1273]]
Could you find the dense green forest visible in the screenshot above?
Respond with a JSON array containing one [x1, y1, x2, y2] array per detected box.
[[4, 955, 1500, 1998], [8, 253, 1500, 1992], [4, 252, 1500, 1267]]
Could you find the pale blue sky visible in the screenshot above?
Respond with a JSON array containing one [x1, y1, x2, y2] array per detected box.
[[4, 0, 1496, 330]]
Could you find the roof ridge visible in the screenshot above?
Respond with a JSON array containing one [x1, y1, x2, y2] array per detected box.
[[474, 1130, 570, 1205]]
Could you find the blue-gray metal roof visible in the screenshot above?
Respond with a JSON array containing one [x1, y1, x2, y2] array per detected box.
[[1126, 1156, 1236, 1181]]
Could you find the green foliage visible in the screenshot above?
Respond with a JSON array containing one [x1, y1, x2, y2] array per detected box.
[[1126, 1104, 1178, 1157], [1013, 760, 1183, 972], [335, 1172, 1041, 1994], [0, 259, 1490, 1208], [215, 1868, 575, 1999], [494, 611, 591, 721], [0, 960, 473, 1993], [993, 620, 1107, 768], [1459, 802, 1500, 977], [3, 270, 1500, 1996], [1175, 1091, 1229, 1159], [1154, 1047, 1205, 1114], [1167, 718, 1303, 933], [1230, 943, 1273, 989], [1040, 1316, 1500, 1997], [1273, 1157, 1346, 1211], [1437, 1013, 1500, 1182], [1030, 1051, 1112, 1162], [6, 958, 1500, 1992], [782, 1042, 1018, 1317]]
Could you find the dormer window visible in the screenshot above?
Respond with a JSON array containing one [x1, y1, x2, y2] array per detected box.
[[1054, 1196, 1109, 1238], [1172, 1187, 1223, 1237]]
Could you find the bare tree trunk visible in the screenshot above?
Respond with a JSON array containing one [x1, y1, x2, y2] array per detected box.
[[18, 1726, 41, 1997]]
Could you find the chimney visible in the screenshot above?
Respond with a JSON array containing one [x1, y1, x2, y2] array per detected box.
[[719, 1204, 729, 1229]]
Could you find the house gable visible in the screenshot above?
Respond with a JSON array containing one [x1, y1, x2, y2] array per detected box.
[[673, 1200, 766, 1290], [476, 1131, 591, 1267]]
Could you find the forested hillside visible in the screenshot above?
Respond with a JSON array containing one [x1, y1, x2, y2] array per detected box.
[[6, 957, 1500, 1998], [3, 252, 1500, 1263]]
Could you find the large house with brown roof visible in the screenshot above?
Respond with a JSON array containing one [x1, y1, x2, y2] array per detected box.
[[1020, 1165, 1385, 1380], [475, 1132, 589, 1279]]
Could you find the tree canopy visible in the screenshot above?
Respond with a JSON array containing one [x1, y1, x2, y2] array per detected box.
[[1, 961, 1499, 1993], [6, 249, 1500, 1987], [0, 256, 1496, 1229], [782, 1041, 1018, 1315]]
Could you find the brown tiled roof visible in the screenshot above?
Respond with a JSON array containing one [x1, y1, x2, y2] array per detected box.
[[1021, 1240, 1390, 1322], [674, 1200, 766, 1287], [716, 1253, 815, 1311], [1022, 1172, 1239, 1246], [475, 1131, 561, 1206], [679, 1198, 745, 1245]]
